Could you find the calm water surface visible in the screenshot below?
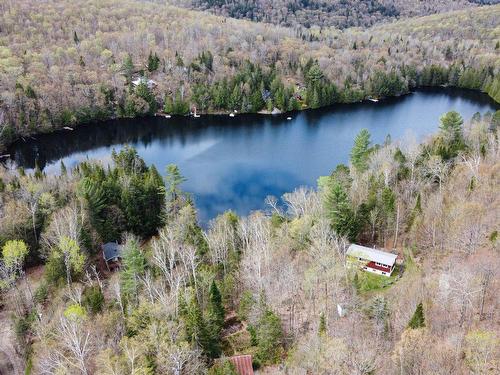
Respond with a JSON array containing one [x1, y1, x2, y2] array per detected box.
[[8, 88, 499, 223]]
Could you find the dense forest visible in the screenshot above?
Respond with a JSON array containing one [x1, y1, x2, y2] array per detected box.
[[0, 109, 499, 373], [173, 0, 496, 29], [0, 0, 499, 148]]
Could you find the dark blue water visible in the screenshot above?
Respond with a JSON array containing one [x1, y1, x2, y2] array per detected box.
[[8, 88, 498, 222]]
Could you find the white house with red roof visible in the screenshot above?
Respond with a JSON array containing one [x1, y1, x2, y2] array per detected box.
[[346, 244, 398, 277]]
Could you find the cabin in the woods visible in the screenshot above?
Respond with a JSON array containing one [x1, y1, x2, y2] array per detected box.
[[102, 242, 123, 271], [346, 244, 398, 277], [228, 355, 254, 375]]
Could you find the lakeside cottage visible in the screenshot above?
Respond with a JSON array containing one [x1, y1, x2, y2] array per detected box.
[[102, 242, 123, 271], [346, 244, 398, 277]]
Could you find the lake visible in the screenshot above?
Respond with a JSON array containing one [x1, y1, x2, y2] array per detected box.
[[7, 88, 499, 223]]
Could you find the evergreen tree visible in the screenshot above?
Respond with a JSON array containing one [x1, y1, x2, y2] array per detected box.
[[185, 294, 221, 358], [255, 309, 283, 365], [306, 64, 324, 85], [147, 51, 160, 72], [208, 281, 225, 333], [324, 180, 359, 241], [73, 30, 79, 45], [408, 302, 425, 329], [439, 111, 463, 141], [165, 163, 186, 208], [318, 312, 326, 336], [350, 129, 372, 172], [135, 82, 157, 114], [309, 87, 321, 109], [228, 85, 241, 110], [436, 110, 465, 159], [122, 54, 135, 84], [120, 237, 146, 304]]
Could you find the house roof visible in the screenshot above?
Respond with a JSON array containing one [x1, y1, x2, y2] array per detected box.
[[347, 244, 397, 266], [102, 242, 123, 262], [228, 355, 254, 375]]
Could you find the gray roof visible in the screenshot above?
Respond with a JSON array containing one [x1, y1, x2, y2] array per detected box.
[[102, 242, 123, 262], [346, 244, 397, 266]]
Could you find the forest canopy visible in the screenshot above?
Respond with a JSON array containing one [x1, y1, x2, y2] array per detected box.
[[0, 0, 499, 147]]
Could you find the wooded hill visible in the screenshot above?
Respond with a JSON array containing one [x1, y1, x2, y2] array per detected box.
[[0, 0, 499, 148], [173, 0, 497, 29]]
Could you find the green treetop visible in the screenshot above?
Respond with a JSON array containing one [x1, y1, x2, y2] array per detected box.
[[408, 302, 426, 329], [318, 312, 327, 336], [2, 240, 29, 269], [120, 237, 146, 304], [208, 281, 225, 334], [439, 111, 463, 141], [57, 236, 85, 286], [324, 180, 359, 241], [350, 129, 372, 172]]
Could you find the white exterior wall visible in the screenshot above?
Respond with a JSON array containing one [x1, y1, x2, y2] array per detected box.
[[362, 265, 393, 277]]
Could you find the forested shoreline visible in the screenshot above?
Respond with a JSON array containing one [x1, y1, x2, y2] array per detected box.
[[1, 0, 499, 149], [0, 109, 499, 373]]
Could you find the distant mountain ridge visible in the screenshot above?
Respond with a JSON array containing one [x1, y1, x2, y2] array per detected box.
[[167, 0, 499, 29]]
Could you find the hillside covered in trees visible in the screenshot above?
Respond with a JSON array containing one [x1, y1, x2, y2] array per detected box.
[[175, 0, 498, 29], [0, 0, 499, 148], [0, 109, 499, 373]]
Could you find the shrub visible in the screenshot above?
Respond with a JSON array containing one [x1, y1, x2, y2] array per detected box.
[[33, 283, 49, 305], [255, 309, 283, 365], [44, 254, 66, 286], [208, 359, 238, 375], [237, 291, 254, 321], [82, 286, 105, 314]]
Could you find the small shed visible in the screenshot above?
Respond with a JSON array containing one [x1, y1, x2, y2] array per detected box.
[[228, 355, 254, 375], [102, 242, 123, 271]]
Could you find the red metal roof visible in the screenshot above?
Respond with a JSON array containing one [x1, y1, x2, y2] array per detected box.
[[366, 261, 392, 273], [229, 355, 254, 375]]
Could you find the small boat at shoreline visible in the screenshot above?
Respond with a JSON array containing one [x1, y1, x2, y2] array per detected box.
[[155, 113, 171, 118], [368, 98, 379, 102], [229, 113, 235, 117]]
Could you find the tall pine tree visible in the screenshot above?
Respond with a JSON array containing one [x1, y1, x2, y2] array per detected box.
[[350, 129, 372, 172], [408, 302, 425, 329], [208, 281, 225, 333], [184, 294, 221, 359], [324, 179, 359, 241]]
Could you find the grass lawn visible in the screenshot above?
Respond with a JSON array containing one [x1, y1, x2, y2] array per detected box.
[[356, 265, 401, 293]]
